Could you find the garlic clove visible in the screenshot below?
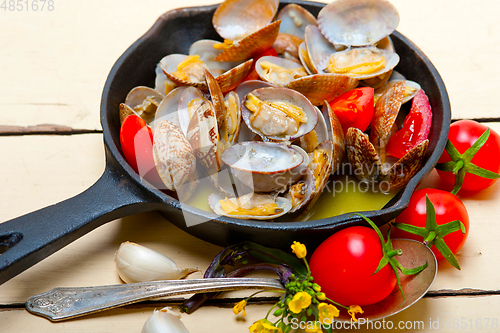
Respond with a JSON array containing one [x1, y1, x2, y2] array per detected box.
[[142, 307, 190, 333], [115, 241, 198, 283]]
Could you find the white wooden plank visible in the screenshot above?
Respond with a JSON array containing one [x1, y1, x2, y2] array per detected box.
[[0, 0, 499, 131], [2, 296, 500, 332]]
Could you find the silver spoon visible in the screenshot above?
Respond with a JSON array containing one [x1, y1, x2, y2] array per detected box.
[[25, 277, 284, 321], [26, 239, 437, 322]]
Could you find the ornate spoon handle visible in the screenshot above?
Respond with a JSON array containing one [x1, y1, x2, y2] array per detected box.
[[26, 277, 284, 321]]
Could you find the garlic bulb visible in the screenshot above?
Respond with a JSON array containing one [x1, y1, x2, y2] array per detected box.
[[115, 241, 198, 283], [142, 307, 190, 333]]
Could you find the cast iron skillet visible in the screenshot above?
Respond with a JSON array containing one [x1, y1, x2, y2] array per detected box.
[[0, 0, 451, 285]]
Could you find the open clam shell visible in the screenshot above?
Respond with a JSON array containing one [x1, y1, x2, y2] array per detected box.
[[304, 25, 338, 74], [324, 47, 400, 80], [221, 141, 309, 193], [205, 69, 225, 128], [214, 20, 281, 63], [302, 140, 334, 210], [221, 91, 242, 147], [160, 54, 252, 94], [212, 0, 279, 41], [241, 87, 319, 142], [189, 39, 241, 76], [155, 63, 177, 96], [208, 193, 292, 220], [286, 169, 315, 213], [298, 42, 314, 75], [273, 33, 303, 61], [277, 4, 317, 39], [235, 80, 277, 103], [317, 0, 400, 47], [120, 86, 163, 125], [286, 73, 358, 106], [288, 139, 334, 215], [153, 86, 188, 131], [297, 106, 328, 153], [323, 101, 345, 174], [255, 56, 308, 87], [153, 120, 197, 199]]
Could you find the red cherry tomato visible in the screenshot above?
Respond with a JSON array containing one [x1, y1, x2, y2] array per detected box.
[[386, 89, 432, 158], [309, 226, 396, 306], [437, 120, 500, 192], [328, 87, 374, 136], [120, 115, 162, 185], [393, 188, 469, 260], [243, 47, 278, 82]]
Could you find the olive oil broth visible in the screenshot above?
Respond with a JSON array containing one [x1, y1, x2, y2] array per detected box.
[[183, 172, 398, 221]]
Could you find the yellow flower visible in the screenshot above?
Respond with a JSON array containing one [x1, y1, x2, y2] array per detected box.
[[304, 321, 323, 333], [249, 319, 279, 333], [318, 302, 339, 324], [348, 305, 364, 322], [316, 292, 326, 300], [233, 299, 247, 317], [288, 291, 312, 313], [291, 241, 307, 259]]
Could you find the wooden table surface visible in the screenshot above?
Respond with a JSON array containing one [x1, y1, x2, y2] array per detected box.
[[1, 0, 500, 332]]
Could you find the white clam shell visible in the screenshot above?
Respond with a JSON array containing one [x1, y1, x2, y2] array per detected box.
[[304, 25, 337, 74], [153, 120, 197, 198], [241, 87, 319, 142], [255, 56, 308, 87], [276, 4, 317, 39], [317, 0, 400, 47], [208, 193, 292, 220], [212, 0, 279, 41], [189, 39, 242, 75], [153, 86, 188, 131], [324, 46, 400, 80], [123, 86, 163, 126], [221, 141, 309, 192], [298, 42, 314, 75]]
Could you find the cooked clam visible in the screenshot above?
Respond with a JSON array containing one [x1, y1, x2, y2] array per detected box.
[[212, 0, 280, 62], [221, 141, 309, 192], [120, 86, 163, 125], [297, 106, 328, 153], [189, 39, 242, 76], [303, 25, 338, 74], [273, 33, 303, 61], [208, 193, 292, 220], [324, 47, 399, 80], [160, 54, 252, 93], [255, 56, 308, 87], [241, 87, 318, 142]]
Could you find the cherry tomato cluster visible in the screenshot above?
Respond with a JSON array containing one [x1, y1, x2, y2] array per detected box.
[[309, 119, 500, 307]]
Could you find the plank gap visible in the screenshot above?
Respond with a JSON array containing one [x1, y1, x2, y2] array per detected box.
[[0, 124, 102, 136]]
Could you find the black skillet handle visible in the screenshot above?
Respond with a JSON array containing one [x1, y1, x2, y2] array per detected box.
[[0, 162, 160, 285]]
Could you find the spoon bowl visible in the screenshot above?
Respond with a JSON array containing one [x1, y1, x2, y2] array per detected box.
[[337, 238, 438, 322]]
